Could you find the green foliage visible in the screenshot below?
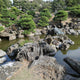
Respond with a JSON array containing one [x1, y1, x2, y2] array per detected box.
[[10, 7, 23, 16], [13, 0, 52, 11], [65, 0, 80, 7], [0, 8, 17, 27], [0, 0, 12, 11], [3, 0, 12, 7], [70, 9, 80, 17], [0, 7, 24, 27], [52, 0, 65, 12], [17, 14, 36, 34], [69, 5, 80, 17], [52, 0, 80, 12], [0, 0, 5, 11], [54, 10, 68, 22], [27, 10, 35, 17], [40, 9, 51, 18], [38, 16, 49, 27], [0, 26, 4, 32]]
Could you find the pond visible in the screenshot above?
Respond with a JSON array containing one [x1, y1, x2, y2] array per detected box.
[[0, 38, 28, 51], [0, 35, 80, 74], [54, 35, 80, 75], [0, 34, 45, 51]]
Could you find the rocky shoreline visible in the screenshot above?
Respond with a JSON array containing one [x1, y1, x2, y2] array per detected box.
[[0, 24, 80, 80]]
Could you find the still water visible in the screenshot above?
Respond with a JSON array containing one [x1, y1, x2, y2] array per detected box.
[[0, 38, 27, 50]]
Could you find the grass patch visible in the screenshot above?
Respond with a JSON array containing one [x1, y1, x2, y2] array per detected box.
[[19, 40, 33, 46]]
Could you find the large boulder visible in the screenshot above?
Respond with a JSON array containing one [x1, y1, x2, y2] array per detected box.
[[39, 41, 57, 56], [7, 44, 19, 59], [16, 43, 41, 61], [16, 41, 57, 61], [30, 56, 65, 80], [64, 57, 80, 74], [0, 50, 6, 57]]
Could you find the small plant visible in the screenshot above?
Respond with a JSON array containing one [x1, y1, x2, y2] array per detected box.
[[0, 26, 4, 32], [19, 40, 33, 46]]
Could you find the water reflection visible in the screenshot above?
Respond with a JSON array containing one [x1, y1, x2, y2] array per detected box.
[[54, 48, 80, 74]]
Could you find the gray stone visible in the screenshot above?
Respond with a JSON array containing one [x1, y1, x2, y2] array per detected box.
[[64, 57, 80, 74], [30, 56, 65, 80], [59, 43, 70, 50], [16, 41, 57, 61], [7, 44, 19, 57], [69, 29, 78, 35], [0, 32, 16, 41], [63, 75, 77, 80], [0, 57, 7, 64], [0, 50, 6, 57], [18, 35, 24, 38], [34, 29, 42, 36], [9, 35, 16, 40]]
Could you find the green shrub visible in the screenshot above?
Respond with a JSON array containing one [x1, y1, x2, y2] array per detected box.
[[54, 10, 68, 22], [40, 8, 51, 18], [38, 16, 49, 27], [0, 8, 17, 27], [10, 7, 23, 16], [69, 5, 80, 17], [27, 10, 35, 17], [17, 14, 36, 34]]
